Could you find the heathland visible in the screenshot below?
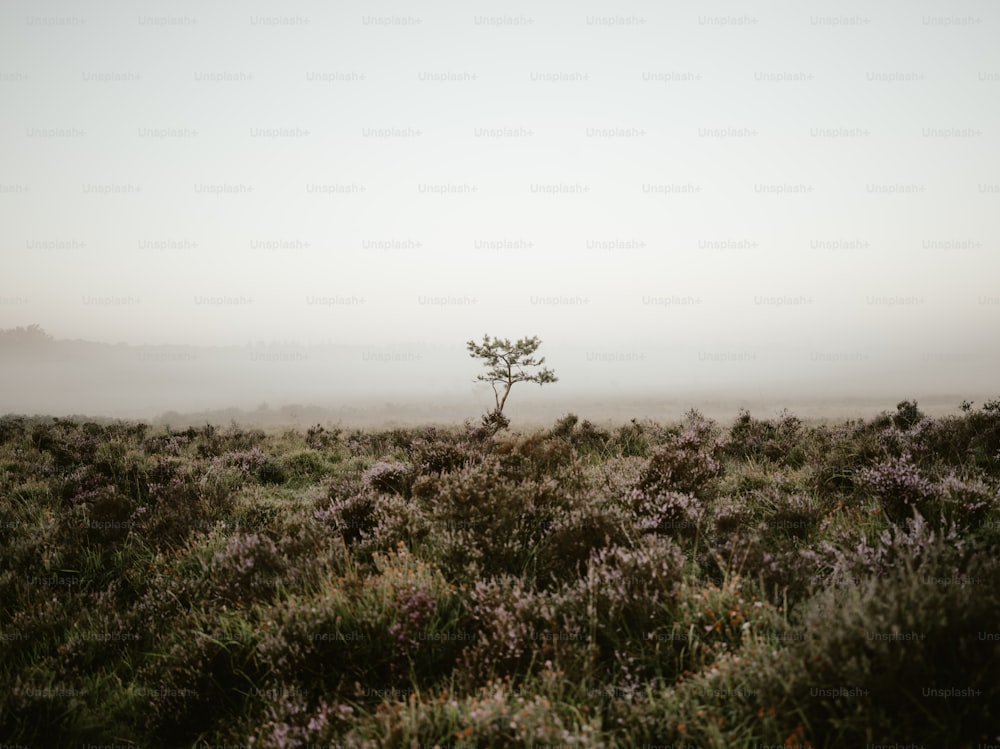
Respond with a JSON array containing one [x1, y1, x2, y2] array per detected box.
[[1, 401, 998, 747]]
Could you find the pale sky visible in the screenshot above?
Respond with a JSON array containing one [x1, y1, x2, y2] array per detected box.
[[2, 0, 998, 412]]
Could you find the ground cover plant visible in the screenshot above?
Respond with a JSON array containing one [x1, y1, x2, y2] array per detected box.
[[0, 400, 998, 747]]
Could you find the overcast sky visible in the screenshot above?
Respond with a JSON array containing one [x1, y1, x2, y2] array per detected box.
[[2, 0, 998, 410]]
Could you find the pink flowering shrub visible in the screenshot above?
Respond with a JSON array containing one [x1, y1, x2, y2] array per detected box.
[[457, 576, 590, 686], [222, 447, 268, 477], [750, 532, 1000, 745], [935, 472, 997, 527], [361, 459, 414, 497], [421, 458, 573, 583], [637, 412, 724, 497], [622, 488, 706, 540], [207, 531, 286, 604], [248, 695, 354, 749], [575, 537, 686, 635], [857, 453, 935, 520]]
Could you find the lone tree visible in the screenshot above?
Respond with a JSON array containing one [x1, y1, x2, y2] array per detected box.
[[467, 334, 557, 431]]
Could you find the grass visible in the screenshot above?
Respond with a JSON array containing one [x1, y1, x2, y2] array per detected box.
[[0, 400, 998, 747]]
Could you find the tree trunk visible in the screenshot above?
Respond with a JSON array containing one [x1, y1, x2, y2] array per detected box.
[[498, 382, 513, 414]]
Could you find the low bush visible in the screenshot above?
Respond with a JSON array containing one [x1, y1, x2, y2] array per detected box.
[[637, 411, 725, 497], [3, 407, 999, 747]]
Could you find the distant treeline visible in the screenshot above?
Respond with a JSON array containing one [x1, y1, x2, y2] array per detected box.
[[0, 324, 54, 346]]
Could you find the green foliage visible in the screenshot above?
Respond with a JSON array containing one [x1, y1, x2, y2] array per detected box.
[[726, 408, 808, 467], [758, 533, 1000, 745], [1, 405, 999, 747], [467, 334, 558, 429]]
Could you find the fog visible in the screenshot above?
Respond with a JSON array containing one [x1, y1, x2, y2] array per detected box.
[[2, 0, 997, 425], [0, 330, 992, 426]]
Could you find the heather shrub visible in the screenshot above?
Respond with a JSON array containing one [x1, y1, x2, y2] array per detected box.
[[2, 585, 86, 673], [616, 572, 786, 692], [899, 412, 967, 466], [934, 471, 997, 528], [604, 602, 814, 748], [410, 471, 440, 500], [221, 447, 306, 484], [31, 419, 102, 469], [246, 693, 354, 749], [65, 484, 137, 545], [637, 412, 724, 497], [0, 670, 95, 745], [753, 534, 1000, 745], [256, 458, 287, 485], [1, 441, 55, 485], [313, 489, 378, 545], [824, 512, 964, 584], [221, 446, 268, 477], [269, 507, 341, 581], [6, 409, 1000, 747], [90, 438, 153, 503], [589, 455, 647, 499], [709, 525, 819, 608], [305, 422, 340, 450], [408, 430, 473, 474], [256, 544, 469, 703], [726, 408, 807, 467], [143, 470, 216, 549], [709, 494, 755, 536], [198, 456, 251, 505], [873, 414, 937, 464], [422, 458, 573, 583], [609, 418, 672, 457], [342, 666, 606, 748], [206, 530, 287, 605], [0, 415, 27, 445], [143, 429, 193, 457], [193, 423, 268, 458], [549, 412, 580, 440], [579, 537, 686, 628], [491, 432, 577, 483], [343, 427, 414, 458], [715, 457, 772, 498], [532, 499, 632, 586], [321, 463, 366, 504], [456, 576, 593, 687], [891, 398, 925, 430], [354, 493, 434, 559], [265, 449, 327, 484], [58, 463, 107, 505], [123, 553, 211, 652], [954, 398, 1000, 471], [575, 419, 613, 452], [621, 488, 706, 542], [703, 489, 830, 606], [857, 453, 935, 521], [460, 537, 693, 690], [753, 489, 827, 539], [546, 414, 613, 456], [361, 459, 414, 497]]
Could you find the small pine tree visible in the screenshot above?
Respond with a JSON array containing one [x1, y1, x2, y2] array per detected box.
[[467, 335, 557, 431]]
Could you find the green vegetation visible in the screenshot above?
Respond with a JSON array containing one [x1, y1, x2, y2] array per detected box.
[[1, 400, 998, 747], [467, 334, 558, 433]]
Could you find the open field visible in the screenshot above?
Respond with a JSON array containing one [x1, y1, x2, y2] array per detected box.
[[1, 401, 999, 747]]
